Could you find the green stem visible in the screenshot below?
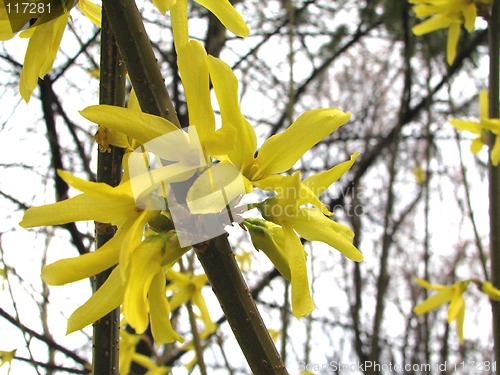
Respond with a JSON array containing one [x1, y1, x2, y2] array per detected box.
[[195, 236, 288, 375], [488, 0, 500, 364], [100, 0, 287, 372], [92, 8, 125, 375]]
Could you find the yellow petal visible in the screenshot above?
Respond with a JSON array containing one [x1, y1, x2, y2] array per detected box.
[[303, 152, 359, 197], [194, 0, 249, 37], [412, 14, 450, 36], [203, 125, 238, 157], [481, 281, 500, 301], [448, 293, 465, 323], [491, 137, 500, 166], [447, 21, 460, 65], [413, 289, 453, 315], [449, 119, 482, 134], [20, 193, 136, 228], [293, 208, 363, 262], [124, 238, 163, 334], [186, 162, 245, 214], [207, 56, 256, 169], [42, 231, 121, 285], [463, 2, 477, 32], [254, 174, 300, 219], [284, 226, 314, 318], [255, 109, 350, 178], [170, 0, 188, 50], [0, 0, 17, 39], [455, 301, 465, 344], [177, 40, 215, 146], [1, 1, 15, 39], [149, 272, 184, 343], [77, 0, 101, 28], [0, 20, 16, 40], [118, 210, 157, 277], [471, 137, 485, 154], [67, 266, 124, 334], [58, 169, 131, 199], [80, 105, 179, 145], [19, 14, 68, 102], [415, 277, 446, 290]]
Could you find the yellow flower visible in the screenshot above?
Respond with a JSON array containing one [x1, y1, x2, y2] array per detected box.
[[410, 0, 478, 64], [0, 350, 16, 369], [413, 278, 469, 343], [449, 90, 500, 165], [63, 233, 187, 343], [19, 169, 189, 342], [0, 0, 101, 102], [166, 269, 216, 334], [245, 154, 363, 318], [206, 55, 352, 186]]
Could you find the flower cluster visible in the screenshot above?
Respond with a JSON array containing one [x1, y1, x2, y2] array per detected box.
[[414, 278, 500, 343], [410, 0, 490, 64], [19, 0, 362, 361]]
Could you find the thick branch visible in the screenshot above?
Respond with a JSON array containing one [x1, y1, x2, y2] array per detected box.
[[92, 6, 126, 375]]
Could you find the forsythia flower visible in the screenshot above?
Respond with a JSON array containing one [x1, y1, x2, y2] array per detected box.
[[449, 90, 500, 165], [410, 0, 482, 64], [166, 270, 216, 334], [413, 278, 469, 344], [78, 39, 363, 319], [0, 0, 101, 101], [0, 350, 16, 369], [20, 170, 188, 343], [21, 13, 362, 347], [245, 158, 363, 318]]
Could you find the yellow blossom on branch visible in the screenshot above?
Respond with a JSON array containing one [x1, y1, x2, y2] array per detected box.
[[413, 278, 469, 343], [244, 155, 363, 318], [449, 90, 500, 165], [410, 0, 483, 64], [166, 269, 216, 334]]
